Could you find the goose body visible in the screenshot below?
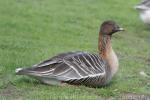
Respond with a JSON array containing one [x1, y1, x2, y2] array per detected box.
[[135, 0, 150, 24], [16, 21, 124, 87], [16, 52, 111, 87]]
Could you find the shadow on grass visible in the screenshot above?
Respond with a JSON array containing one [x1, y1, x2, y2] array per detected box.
[[15, 77, 44, 86], [14, 74, 116, 88]]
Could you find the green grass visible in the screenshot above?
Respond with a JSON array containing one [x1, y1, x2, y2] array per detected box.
[[0, 0, 150, 99]]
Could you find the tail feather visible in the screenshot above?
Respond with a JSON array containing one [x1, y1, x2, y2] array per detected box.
[[15, 68, 26, 75], [15, 67, 62, 85], [15, 67, 37, 76], [15, 68, 23, 74], [15, 66, 54, 76]]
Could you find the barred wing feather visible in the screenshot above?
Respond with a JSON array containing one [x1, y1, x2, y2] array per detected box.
[[16, 52, 108, 87]]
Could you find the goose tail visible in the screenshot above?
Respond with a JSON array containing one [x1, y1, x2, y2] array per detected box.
[[15, 67, 37, 76], [15, 67, 62, 85], [16, 68, 28, 75]]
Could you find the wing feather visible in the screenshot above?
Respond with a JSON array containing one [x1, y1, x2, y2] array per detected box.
[[16, 51, 107, 86]]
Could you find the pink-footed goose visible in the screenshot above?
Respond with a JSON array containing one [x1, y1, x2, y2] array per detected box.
[[15, 21, 124, 87]]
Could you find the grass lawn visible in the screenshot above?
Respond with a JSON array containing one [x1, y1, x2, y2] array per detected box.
[[0, 0, 150, 99]]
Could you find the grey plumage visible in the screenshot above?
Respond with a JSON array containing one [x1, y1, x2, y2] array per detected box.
[[135, 0, 150, 24], [16, 52, 111, 87], [140, 0, 150, 7], [135, 0, 150, 10]]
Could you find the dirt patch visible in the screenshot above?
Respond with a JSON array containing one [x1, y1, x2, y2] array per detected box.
[[108, 93, 150, 100], [0, 84, 23, 100]]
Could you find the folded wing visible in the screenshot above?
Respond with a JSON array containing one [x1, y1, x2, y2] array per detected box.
[[16, 51, 108, 86]]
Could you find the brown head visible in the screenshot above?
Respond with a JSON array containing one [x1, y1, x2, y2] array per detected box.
[[99, 20, 124, 36], [98, 20, 124, 56]]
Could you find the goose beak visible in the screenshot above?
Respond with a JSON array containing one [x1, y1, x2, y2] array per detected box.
[[118, 27, 124, 31], [112, 27, 124, 35]]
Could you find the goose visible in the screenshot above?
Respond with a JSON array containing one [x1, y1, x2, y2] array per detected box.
[[135, 0, 150, 24], [15, 20, 124, 87]]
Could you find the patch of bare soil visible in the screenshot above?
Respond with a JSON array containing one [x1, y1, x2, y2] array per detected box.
[[0, 84, 23, 100]]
